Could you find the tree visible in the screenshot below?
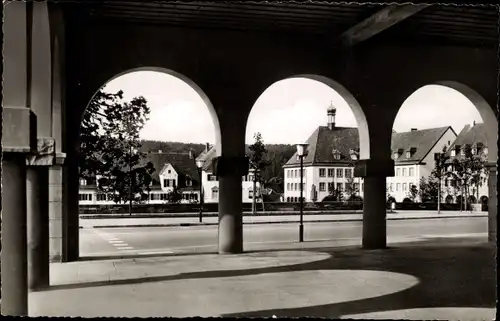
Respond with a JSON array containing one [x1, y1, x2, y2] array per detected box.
[[345, 176, 359, 201], [80, 89, 155, 207], [408, 184, 418, 202], [418, 176, 439, 203], [166, 186, 183, 204], [447, 145, 486, 212], [248, 132, 271, 213], [430, 145, 451, 213]]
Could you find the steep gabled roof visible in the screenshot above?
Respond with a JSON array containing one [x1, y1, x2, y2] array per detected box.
[[284, 126, 359, 167], [196, 145, 254, 173], [140, 152, 200, 184], [446, 123, 488, 161], [391, 126, 454, 164]]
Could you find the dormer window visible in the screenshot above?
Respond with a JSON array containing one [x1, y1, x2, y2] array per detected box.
[[393, 152, 399, 160], [332, 149, 341, 160], [451, 149, 456, 157], [406, 151, 411, 159]]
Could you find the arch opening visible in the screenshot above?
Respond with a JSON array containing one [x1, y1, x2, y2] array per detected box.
[[77, 68, 221, 257], [244, 75, 369, 214], [390, 81, 496, 216]]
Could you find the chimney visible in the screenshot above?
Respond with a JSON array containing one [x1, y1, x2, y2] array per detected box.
[[206, 142, 210, 152], [411, 128, 417, 132]]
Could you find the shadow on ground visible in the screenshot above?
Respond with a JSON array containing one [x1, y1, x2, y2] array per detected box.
[[47, 237, 496, 318]]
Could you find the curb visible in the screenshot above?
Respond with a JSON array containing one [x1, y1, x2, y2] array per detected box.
[[79, 214, 487, 229], [79, 211, 364, 219]]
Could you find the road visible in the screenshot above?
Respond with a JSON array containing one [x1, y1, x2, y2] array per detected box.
[[79, 217, 488, 257]]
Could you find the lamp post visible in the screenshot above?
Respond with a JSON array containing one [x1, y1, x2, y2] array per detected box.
[[296, 143, 308, 242], [196, 159, 205, 223], [129, 148, 138, 216]]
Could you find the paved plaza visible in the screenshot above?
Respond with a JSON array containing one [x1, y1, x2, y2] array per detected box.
[[28, 236, 496, 319]]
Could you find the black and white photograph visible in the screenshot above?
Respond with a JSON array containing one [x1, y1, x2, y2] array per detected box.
[[1, 0, 498, 318]]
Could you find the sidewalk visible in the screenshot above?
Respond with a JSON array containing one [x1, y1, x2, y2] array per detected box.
[[79, 211, 487, 228], [28, 236, 496, 318]]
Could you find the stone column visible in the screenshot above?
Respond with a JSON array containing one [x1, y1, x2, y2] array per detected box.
[[486, 162, 497, 243], [355, 158, 394, 249], [1, 108, 37, 316], [214, 156, 249, 254], [48, 155, 67, 262], [26, 137, 55, 290], [1, 1, 36, 315]]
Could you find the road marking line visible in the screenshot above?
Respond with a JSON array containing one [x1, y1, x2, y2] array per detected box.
[[116, 246, 134, 250], [109, 240, 124, 243]]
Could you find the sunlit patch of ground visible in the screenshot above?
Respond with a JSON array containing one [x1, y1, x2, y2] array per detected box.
[[30, 269, 418, 317], [341, 307, 496, 320]]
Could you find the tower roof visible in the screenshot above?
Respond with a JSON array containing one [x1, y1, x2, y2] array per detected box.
[[327, 101, 336, 113]]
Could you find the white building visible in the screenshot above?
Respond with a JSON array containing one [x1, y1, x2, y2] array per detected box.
[[442, 122, 489, 207], [283, 103, 459, 204], [388, 126, 457, 202], [195, 144, 261, 204], [78, 150, 202, 205], [283, 104, 363, 203]]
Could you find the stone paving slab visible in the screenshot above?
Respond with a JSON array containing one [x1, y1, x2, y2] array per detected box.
[[27, 237, 496, 319]]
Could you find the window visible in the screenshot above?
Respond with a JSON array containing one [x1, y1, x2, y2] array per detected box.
[[319, 168, 326, 177], [287, 183, 290, 191], [287, 197, 290, 202], [396, 183, 400, 191], [406, 151, 411, 159], [393, 152, 399, 160], [319, 182, 326, 191], [336, 168, 343, 178], [345, 169, 352, 178], [403, 183, 407, 191], [451, 150, 456, 157], [336, 182, 343, 191], [327, 168, 334, 177], [396, 168, 401, 176], [208, 174, 217, 181], [248, 189, 254, 199], [79, 179, 87, 186], [168, 169, 171, 174], [333, 153, 341, 160], [409, 168, 414, 176], [294, 170, 298, 177], [402, 168, 406, 176], [97, 194, 106, 202], [186, 178, 192, 186], [160, 193, 168, 201], [294, 183, 298, 191], [163, 179, 167, 187], [212, 187, 219, 199]]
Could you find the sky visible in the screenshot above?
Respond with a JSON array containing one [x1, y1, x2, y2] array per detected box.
[[102, 71, 484, 145]]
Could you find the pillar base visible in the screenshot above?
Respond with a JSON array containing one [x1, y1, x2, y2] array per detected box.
[[361, 176, 387, 250]]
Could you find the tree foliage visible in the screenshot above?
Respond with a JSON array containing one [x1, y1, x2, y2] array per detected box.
[[79, 89, 155, 204], [166, 186, 184, 204], [418, 176, 439, 203]]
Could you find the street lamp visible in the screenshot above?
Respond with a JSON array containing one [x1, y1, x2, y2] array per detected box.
[[129, 147, 138, 216], [196, 159, 205, 223], [296, 143, 308, 242]]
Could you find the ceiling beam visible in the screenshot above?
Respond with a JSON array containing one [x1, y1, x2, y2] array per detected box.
[[341, 4, 431, 46]]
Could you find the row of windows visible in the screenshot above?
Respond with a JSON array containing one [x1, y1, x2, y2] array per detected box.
[[80, 192, 197, 202], [318, 182, 361, 192], [286, 182, 363, 193], [286, 197, 305, 202], [319, 168, 351, 178], [395, 167, 414, 177], [163, 179, 177, 188], [287, 183, 305, 191], [286, 168, 353, 179], [387, 183, 414, 192], [286, 169, 305, 178]]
